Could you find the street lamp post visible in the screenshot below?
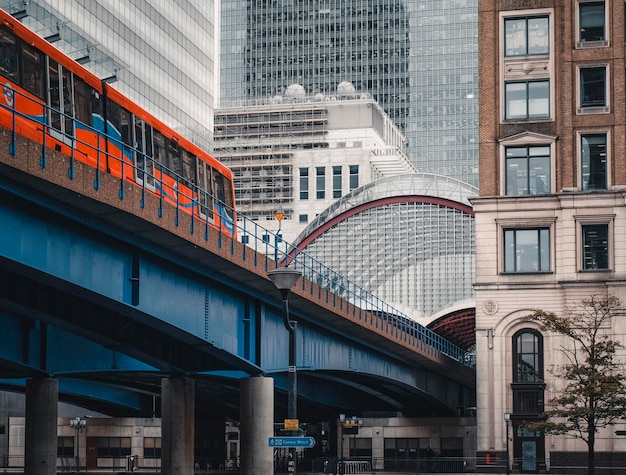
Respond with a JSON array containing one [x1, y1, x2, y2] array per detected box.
[[70, 416, 86, 472], [504, 413, 511, 475], [339, 414, 345, 475], [268, 267, 302, 475]]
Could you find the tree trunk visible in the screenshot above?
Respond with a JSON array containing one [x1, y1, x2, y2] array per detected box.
[[588, 430, 595, 475]]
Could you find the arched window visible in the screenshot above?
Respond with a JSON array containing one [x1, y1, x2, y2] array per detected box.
[[513, 329, 543, 383]]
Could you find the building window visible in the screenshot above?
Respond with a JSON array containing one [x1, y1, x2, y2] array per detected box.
[[316, 166, 325, 199], [578, 1, 606, 43], [349, 437, 372, 458], [299, 214, 308, 223], [333, 166, 342, 198], [57, 437, 74, 457], [97, 437, 131, 458], [582, 224, 609, 270], [579, 66, 606, 108], [505, 145, 550, 195], [513, 330, 543, 383], [299, 168, 309, 200], [349, 165, 359, 191], [505, 80, 550, 120], [144, 437, 161, 458], [581, 133, 607, 190], [504, 16, 550, 56], [504, 228, 550, 273]]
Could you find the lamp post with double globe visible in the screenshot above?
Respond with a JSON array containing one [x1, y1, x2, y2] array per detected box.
[[70, 416, 86, 471]]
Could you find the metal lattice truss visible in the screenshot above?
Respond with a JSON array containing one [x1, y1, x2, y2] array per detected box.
[[292, 174, 477, 320]]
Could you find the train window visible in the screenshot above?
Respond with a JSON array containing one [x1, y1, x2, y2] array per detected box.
[[91, 93, 101, 120], [222, 175, 234, 209], [133, 117, 155, 187], [197, 161, 214, 219], [182, 151, 195, 186], [0, 29, 17, 80], [20, 42, 44, 98], [106, 100, 132, 147], [215, 174, 227, 204], [152, 130, 167, 174], [73, 77, 92, 126], [165, 140, 182, 177]]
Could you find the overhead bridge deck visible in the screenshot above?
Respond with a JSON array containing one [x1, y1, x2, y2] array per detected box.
[[0, 128, 475, 421]]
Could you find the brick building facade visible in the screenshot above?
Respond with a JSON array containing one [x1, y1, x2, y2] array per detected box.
[[474, 1, 626, 471]]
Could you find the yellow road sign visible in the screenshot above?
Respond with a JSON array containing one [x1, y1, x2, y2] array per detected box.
[[284, 419, 299, 430]]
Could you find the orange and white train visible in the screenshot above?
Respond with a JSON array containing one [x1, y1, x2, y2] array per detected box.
[[0, 9, 235, 235]]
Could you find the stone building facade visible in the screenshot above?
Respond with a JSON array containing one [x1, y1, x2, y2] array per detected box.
[[474, 1, 626, 472]]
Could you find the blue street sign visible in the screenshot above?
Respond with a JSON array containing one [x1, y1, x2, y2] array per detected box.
[[268, 436, 316, 448]]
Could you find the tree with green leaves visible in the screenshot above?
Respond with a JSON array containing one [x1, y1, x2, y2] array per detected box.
[[524, 295, 626, 475]]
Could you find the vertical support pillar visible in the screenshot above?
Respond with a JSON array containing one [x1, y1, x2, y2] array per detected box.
[[240, 377, 274, 475], [24, 378, 58, 475], [161, 377, 195, 475]]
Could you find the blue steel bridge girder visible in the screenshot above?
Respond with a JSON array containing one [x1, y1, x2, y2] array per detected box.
[[0, 137, 475, 418]]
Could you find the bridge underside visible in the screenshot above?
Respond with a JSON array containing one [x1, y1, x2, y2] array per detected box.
[[0, 255, 463, 421]]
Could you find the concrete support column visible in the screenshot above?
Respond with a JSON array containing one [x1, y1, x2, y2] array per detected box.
[[240, 377, 274, 475], [24, 378, 58, 475], [161, 377, 195, 475]]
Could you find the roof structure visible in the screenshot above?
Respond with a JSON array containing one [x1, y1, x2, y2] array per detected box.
[[292, 174, 478, 320]]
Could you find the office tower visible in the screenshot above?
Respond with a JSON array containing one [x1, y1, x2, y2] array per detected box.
[[0, 0, 217, 150], [475, 1, 626, 471], [219, 0, 479, 187]]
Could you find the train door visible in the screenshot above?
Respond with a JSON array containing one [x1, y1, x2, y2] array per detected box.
[[133, 116, 155, 189], [47, 58, 73, 145]]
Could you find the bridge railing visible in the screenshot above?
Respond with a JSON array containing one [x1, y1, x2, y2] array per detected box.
[[0, 86, 474, 369]]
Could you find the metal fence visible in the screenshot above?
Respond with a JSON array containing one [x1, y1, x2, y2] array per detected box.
[[306, 456, 626, 474]]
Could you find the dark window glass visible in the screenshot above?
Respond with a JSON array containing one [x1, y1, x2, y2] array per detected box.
[[505, 146, 550, 195], [580, 2, 605, 42], [0, 28, 18, 81], [349, 165, 359, 190], [513, 388, 545, 414], [144, 437, 161, 458], [97, 437, 131, 458], [73, 77, 93, 125], [57, 436, 74, 457], [316, 166, 325, 199], [582, 224, 609, 270], [349, 437, 372, 457], [581, 133, 607, 190], [299, 167, 309, 200], [333, 165, 342, 198], [580, 67, 606, 107], [504, 228, 550, 273], [514, 331, 543, 383], [20, 42, 43, 98]]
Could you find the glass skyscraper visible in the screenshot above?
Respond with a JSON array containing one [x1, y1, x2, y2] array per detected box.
[[0, 0, 217, 150], [220, 0, 479, 187]]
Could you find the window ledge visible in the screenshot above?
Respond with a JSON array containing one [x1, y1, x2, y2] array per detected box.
[[502, 117, 553, 124], [500, 271, 553, 276], [576, 40, 608, 49], [577, 106, 609, 115]]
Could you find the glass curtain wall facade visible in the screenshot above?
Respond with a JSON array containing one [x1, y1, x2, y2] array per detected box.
[[0, 0, 217, 150], [220, 0, 479, 187]]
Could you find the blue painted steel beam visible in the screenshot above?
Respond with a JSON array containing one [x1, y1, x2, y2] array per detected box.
[[0, 163, 474, 417]]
